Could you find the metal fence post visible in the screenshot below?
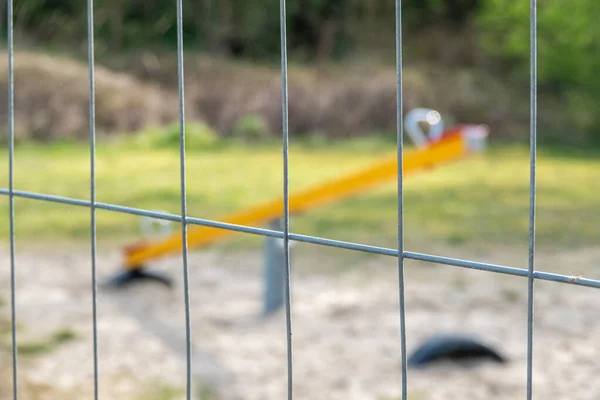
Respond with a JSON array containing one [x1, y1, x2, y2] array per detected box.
[[263, 219, 288, 316]]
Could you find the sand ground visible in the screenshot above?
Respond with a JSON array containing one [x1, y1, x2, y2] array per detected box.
[[1, 242, 599, 400]]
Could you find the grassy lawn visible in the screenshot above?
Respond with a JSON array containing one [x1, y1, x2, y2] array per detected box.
[[0, 134, 598, 253]]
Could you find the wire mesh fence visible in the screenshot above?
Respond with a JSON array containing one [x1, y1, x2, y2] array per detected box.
[[3, 0, 600, 399]]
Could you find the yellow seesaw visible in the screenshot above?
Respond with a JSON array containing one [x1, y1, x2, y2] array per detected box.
[[119, 124, 488, 274]]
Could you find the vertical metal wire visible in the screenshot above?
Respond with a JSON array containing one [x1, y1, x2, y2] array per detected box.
[[7, 0, 18, 398], [86, 0, 99, 398], [526, 0, 537, 398], [279, 0, 293, 398], [175, 0, 193, 397], [394, 0, 408, 397]]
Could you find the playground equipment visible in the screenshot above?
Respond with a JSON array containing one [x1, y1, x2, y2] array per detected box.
[[407, 333, 507, 368], [108, 110, 489, 316], [404, 108, 445, 148]]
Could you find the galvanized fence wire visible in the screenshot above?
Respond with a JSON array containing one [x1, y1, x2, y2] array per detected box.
[[3, 188, 600, 290], [527, 0, 538, 398], [278, 0, 294, 398], [394, 0, 408, 398], [86, 0, 99, 398], [3, 0, 598, 399], [174, 0, 194, 397], [7, 0, 17, 399]]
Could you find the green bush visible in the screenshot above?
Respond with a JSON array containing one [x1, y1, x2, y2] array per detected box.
[[232, 114, 271, 142], [132, 121, 221, 151], [477, 0, 600, 142]]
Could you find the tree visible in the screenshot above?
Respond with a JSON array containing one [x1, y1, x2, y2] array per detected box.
[[478, 0, 600, 141]]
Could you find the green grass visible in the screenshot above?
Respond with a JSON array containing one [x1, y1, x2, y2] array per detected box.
[[0, 135, 598, 252], [12, 327, 78, 356], [134, 383, 186, 400]]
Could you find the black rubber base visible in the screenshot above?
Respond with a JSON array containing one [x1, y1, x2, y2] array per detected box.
[[408, 334, 507, 368], [104, 268, 173, 288]]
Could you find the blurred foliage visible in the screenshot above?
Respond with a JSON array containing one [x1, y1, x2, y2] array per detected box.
[[3, 0, 480, 61], [478, 0, 600, 143], [128, 121, 221, 150], [232, 114, 271, 142], [404, 0, 481, 27], [2, 0, 599, 144]]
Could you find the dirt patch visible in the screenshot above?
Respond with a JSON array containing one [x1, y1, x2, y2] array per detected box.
[[1, 243, 599, 399]]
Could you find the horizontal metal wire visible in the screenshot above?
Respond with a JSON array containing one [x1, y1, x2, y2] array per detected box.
[[1, 187, 599, 289]]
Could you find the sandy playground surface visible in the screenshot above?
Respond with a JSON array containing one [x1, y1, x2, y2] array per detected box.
[[1, 242, 600, 400]]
